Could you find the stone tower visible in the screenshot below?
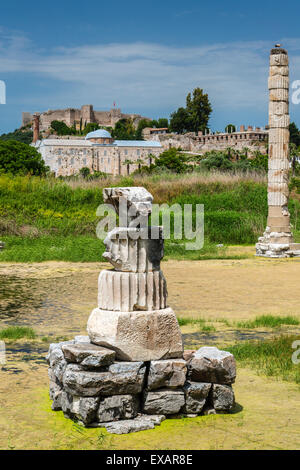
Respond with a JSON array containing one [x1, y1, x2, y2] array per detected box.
[[256, 45, 300, 257]]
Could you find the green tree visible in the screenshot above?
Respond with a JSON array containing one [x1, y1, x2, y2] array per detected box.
[[136, 158, 144, 172], [123, 158, 134, 175], [50, 120, 74, 136], [135, 119, 151, 140], [225, 124, 236, 133], [0, 140, 48, 175], [169, 108, 192, 134], [151, 118, 169, 129], [112, 119, 136, 140], [169, 88, 212, 134], [79, 167, 90, 178], [250, 152, 268, 171], [289, 122, 300, 147], [0, 128, 33, 144], [154, 148, 189, 173], [289, 143, 300, 176], [185, 88, 212, 133], [200, 151, 233, 170], [83, 123, 100, 135]]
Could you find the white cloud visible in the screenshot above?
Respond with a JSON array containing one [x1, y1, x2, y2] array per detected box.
[[1, 29, 300, 120]]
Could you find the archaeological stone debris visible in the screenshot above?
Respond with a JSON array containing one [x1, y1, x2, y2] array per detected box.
[[256, 45, 300, 258], [47, 187, 236, 434]]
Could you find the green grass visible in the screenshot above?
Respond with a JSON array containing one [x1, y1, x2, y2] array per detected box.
[[0, 235, 105, 262], [0, 235, 249, 263], [0, 326, 36, 340], [177, 317, 216, 333], [227, 335, 300, 384], [236, 315, 300, 329], [0, 172, 299, 261]]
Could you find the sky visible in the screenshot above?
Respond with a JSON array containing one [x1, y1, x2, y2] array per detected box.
[[1, 0, 300, 134]]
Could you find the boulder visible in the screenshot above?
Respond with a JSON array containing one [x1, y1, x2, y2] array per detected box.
[[63, 362, 146, 397], [143, 390, 185, 415], [61, 391, 73, 415], [183, 350, 196, 362], [210, 384, 235, 412], [72, 396, 100, 425], [62, 342, 115, 368], [46, 342, 74, 382], [49, 380, 63, 411], [87, 307, 183, 361], [189, 347, 236, 385], [183, 382, 211, 414], [97, 395, 139, 423], [147, 359, 187, 390], [103, 418, 155, 434], [60, 392, 100, 424]]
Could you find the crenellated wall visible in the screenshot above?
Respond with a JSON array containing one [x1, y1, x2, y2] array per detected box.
[[143, 126, 268, 155]]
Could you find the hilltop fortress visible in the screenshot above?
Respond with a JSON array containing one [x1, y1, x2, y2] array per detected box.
[[23, 104, 149, 133]]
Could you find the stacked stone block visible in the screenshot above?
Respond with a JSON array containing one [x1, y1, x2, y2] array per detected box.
[[47, 339, 236, 434]]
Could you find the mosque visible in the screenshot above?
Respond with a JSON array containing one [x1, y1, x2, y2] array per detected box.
[[34, 128, 163, 177]]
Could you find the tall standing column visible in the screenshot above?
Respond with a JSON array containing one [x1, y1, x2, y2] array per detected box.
[[256, 45, 300, 257], [32, 113, 40, 144]]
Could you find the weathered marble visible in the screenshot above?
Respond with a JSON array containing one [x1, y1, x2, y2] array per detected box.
[[87, 307, 183, 361], [98, 269, 168, 312], [103, 227, 164, 272], [103, 187, 153, 225]]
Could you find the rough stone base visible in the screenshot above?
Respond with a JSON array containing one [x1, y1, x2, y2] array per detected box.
[[87, 307, 183, 361], [47, 341, 236, 434], [256, 229, 300, 258]]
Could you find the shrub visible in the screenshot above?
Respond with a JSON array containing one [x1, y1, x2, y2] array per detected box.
[[0, 141, 48, 175]]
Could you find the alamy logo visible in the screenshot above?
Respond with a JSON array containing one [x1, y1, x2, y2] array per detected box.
[[0, 80, 6, 104], [96, 202, 204, 251], [292, 80, 300, 105]]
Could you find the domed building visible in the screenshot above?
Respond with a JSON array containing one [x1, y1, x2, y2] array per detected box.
[[85, 129, 114, 145], [34, 125, 162, 177]]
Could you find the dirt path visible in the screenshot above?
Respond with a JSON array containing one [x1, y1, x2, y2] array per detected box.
[[1, 257, 300, 328]]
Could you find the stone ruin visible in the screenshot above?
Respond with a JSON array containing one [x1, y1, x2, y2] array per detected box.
[[256, 45, 300, 258], [47, 187, 236, 434]]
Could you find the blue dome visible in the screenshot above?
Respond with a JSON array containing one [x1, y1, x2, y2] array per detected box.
[[85, 129, 112, 140]]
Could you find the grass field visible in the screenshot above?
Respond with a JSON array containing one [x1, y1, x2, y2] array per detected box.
[[1, 171, 300, 262]]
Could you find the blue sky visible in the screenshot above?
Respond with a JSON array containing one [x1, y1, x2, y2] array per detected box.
[[1, 0, 300, 134]]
